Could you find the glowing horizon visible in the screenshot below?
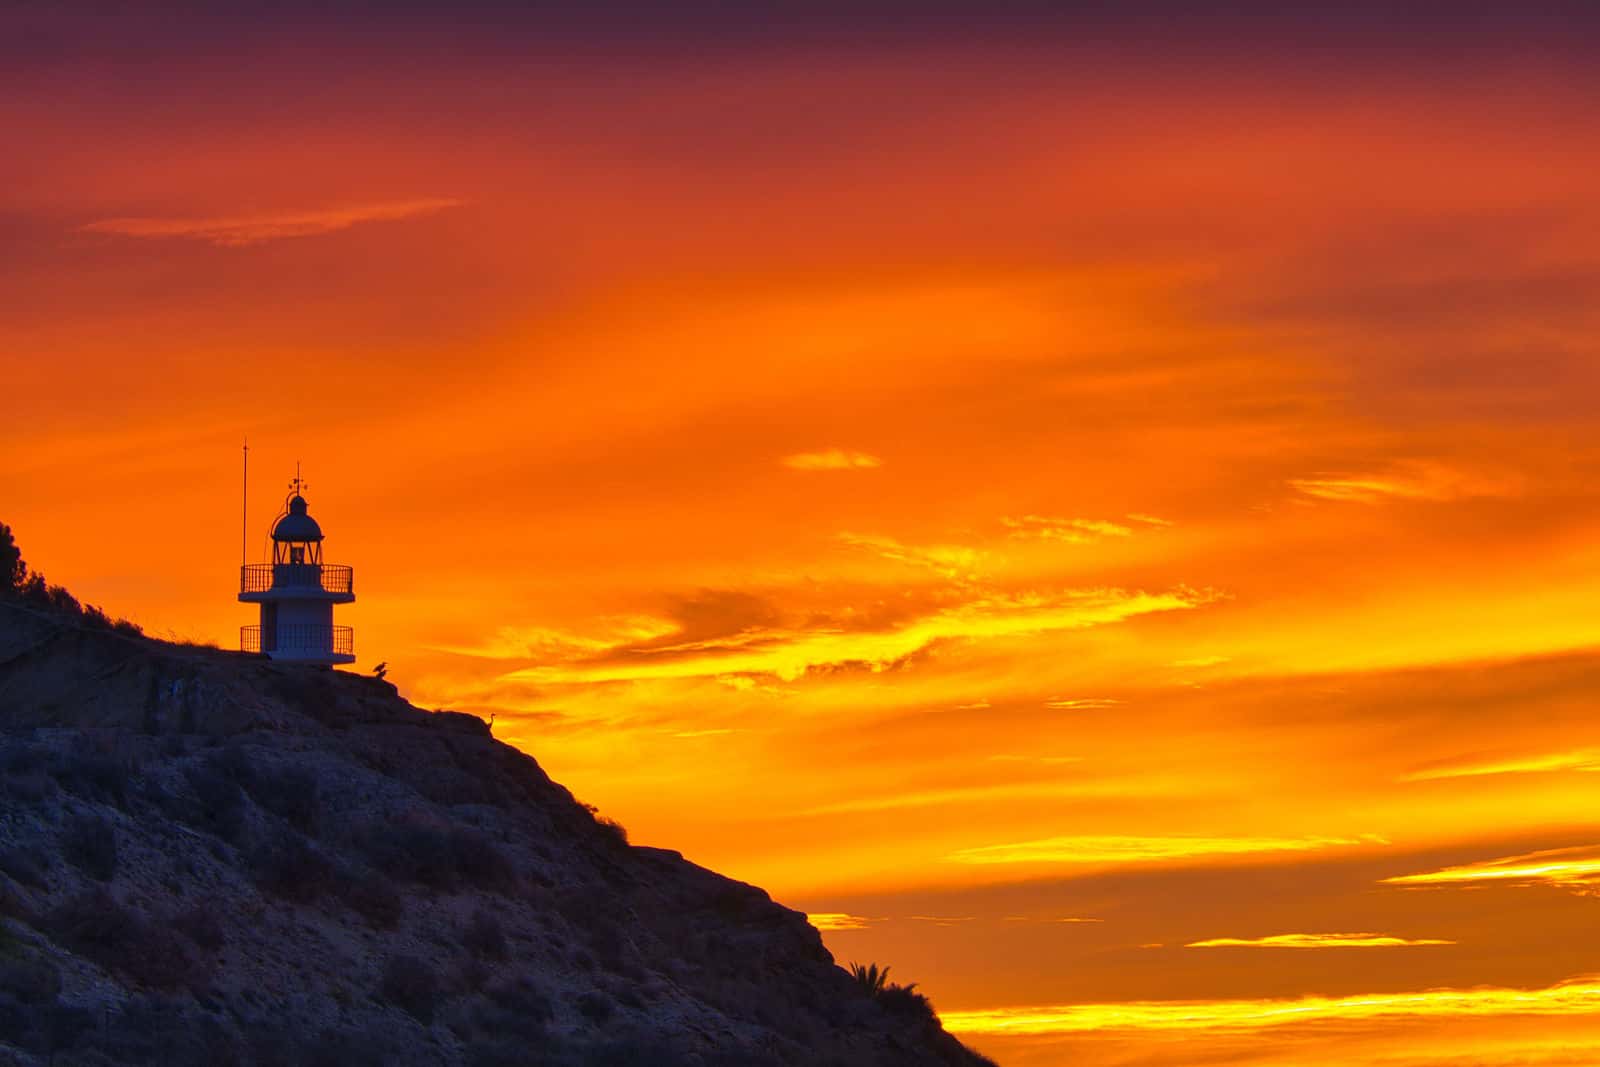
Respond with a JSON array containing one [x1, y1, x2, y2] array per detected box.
[[9, 7, 1600, 1065]]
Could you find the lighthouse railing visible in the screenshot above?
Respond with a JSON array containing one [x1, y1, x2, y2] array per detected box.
[[241, 624, 354, 656], [240, 563, 354, 596]]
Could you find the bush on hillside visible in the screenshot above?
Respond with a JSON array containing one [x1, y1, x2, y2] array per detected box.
[[61, 813, 118, 881], [379, 954, 440, 1023], [41, 889, 196, 990]]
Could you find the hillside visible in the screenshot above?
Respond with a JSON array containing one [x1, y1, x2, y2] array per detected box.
[[0, 580, 994, 1065]]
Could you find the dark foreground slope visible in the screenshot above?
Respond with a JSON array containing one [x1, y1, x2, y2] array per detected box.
[[0, 601, 992, 1067]]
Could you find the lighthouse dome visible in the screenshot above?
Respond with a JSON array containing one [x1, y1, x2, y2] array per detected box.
[[272, 495, 324, 542]]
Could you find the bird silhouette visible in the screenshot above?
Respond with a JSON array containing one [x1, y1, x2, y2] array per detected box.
[[372, 661, 388, 680]]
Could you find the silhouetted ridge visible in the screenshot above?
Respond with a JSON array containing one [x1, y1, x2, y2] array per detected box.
[[0, 524, 994, 1067]]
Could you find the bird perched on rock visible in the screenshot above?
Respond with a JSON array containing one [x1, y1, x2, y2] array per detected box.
[[372, 661, 388, 680]]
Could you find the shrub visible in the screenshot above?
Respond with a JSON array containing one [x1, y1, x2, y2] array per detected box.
[[575, 989, 614, 1025], [250, 831, 335, 903], [877, 982, 935, 1019], [0, 523, 22, 591], [42, 889, 196, 989], [582, 804, 629, 847], [171, 903, 226, 951], [0, 845, 48, 889], [61, 813, 118, 881], [849, 961, 889, 996], [245, 763, 319, 835], [0, 957, 61, 1004], [339, 868, 404, 929], [50, 748, 131, 807], [380, 954, 440, 1023], [356, 819, 513, 893], [180, 764, 248, 843], [462, 908, 507, 961]]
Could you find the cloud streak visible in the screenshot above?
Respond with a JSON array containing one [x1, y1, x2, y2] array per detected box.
[[1383, 845, 1600, 893], [782, 449, 882, 471], [1402, 749, 1600, 781], [81, 198, 463, 246], [941, 974, 1600, 1036], [946, 833, 1380, 867], [501, 586, 1215, 686], [1003, 515, 1134, 543], [1186, 933, 1454, 949], [1288, 461, 1520, 504]]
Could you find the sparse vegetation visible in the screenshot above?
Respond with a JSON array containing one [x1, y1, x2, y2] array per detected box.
[[463, 908, 507, 960], [0, 531, 995, 1067], [850, 961, 890, 996], [61, 812, 118, 881], [576, 988, 614, 1025], [251, 830, 336, 903], [381, 954, 441, 1023], [41, 888, 196, 989], [340, 866, 405, 929]]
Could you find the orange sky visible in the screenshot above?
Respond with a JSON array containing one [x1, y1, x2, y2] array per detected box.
[[7, 9, 1600, 1064]]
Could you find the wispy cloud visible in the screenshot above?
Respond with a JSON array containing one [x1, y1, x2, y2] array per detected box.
[[1126, 513, 1174, 527], [1289, 460, 1520, 504], [940, 974, 1600, 1035], [1045, 698, 1122, 710], [807, 912, 873, 931], [910, 915, 975, 926], [782, 449, 882, 471], [502, 586, 1215, 686], [946, 833, 1380, 867], [1383, 845, 1600, 893], [433, 617, 677, 661], [1003, 515, 1134, 543], [797, 776, 1160, 817], [839, 533, 983, 580], [81, 198, 463, 247], [1402, 749, 1600, 781], [1186, 932, 1454, 949], [1001, 916, 1104, 924]]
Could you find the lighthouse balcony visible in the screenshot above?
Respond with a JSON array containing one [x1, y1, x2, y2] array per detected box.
[[241, 624, 355, 664], [238, 563, 355, 603]]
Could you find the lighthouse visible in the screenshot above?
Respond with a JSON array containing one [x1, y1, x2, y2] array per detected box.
[[238, 472, 355, 665]]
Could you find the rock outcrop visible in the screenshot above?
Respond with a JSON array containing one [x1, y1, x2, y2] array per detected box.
[[0, 599, 993, 1066]]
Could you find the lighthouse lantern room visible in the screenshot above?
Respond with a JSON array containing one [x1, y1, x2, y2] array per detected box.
[[239, 471, 355, 665]]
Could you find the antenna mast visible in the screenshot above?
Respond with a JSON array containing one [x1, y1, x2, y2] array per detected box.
[[241, 438, 249, 566]]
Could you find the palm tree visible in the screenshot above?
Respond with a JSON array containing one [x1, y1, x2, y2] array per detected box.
[[849, 961, 890, 996]]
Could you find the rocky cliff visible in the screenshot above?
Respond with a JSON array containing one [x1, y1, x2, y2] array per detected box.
[[0, 598, 993, 1066]]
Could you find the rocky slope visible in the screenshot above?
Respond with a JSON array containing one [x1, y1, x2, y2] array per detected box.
[[0, 598, 993, 1066]]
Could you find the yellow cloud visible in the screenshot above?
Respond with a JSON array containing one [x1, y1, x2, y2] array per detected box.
[[782, 449, 883, 470], [946, 833, 1380, 867], [807, 912, 872, 931], [1382, 845, 1600, 892], [1289, 460, 1520, 504], [1003, 514, 1134, 542], [1402, 749, 1600, 781], [1186, 933, 1454, 949], [941, 974, 1600, 1036], [81, 198, 462, 246], [797, 776, 1164, 817], [502, 586, 1214, 685], [838, 533, 984, 579]]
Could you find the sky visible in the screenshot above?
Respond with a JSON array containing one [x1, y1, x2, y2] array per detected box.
[[7, 5, 1600, 1064]]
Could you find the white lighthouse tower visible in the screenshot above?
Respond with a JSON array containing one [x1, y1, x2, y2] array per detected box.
[[238, 471, 355, 666]]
